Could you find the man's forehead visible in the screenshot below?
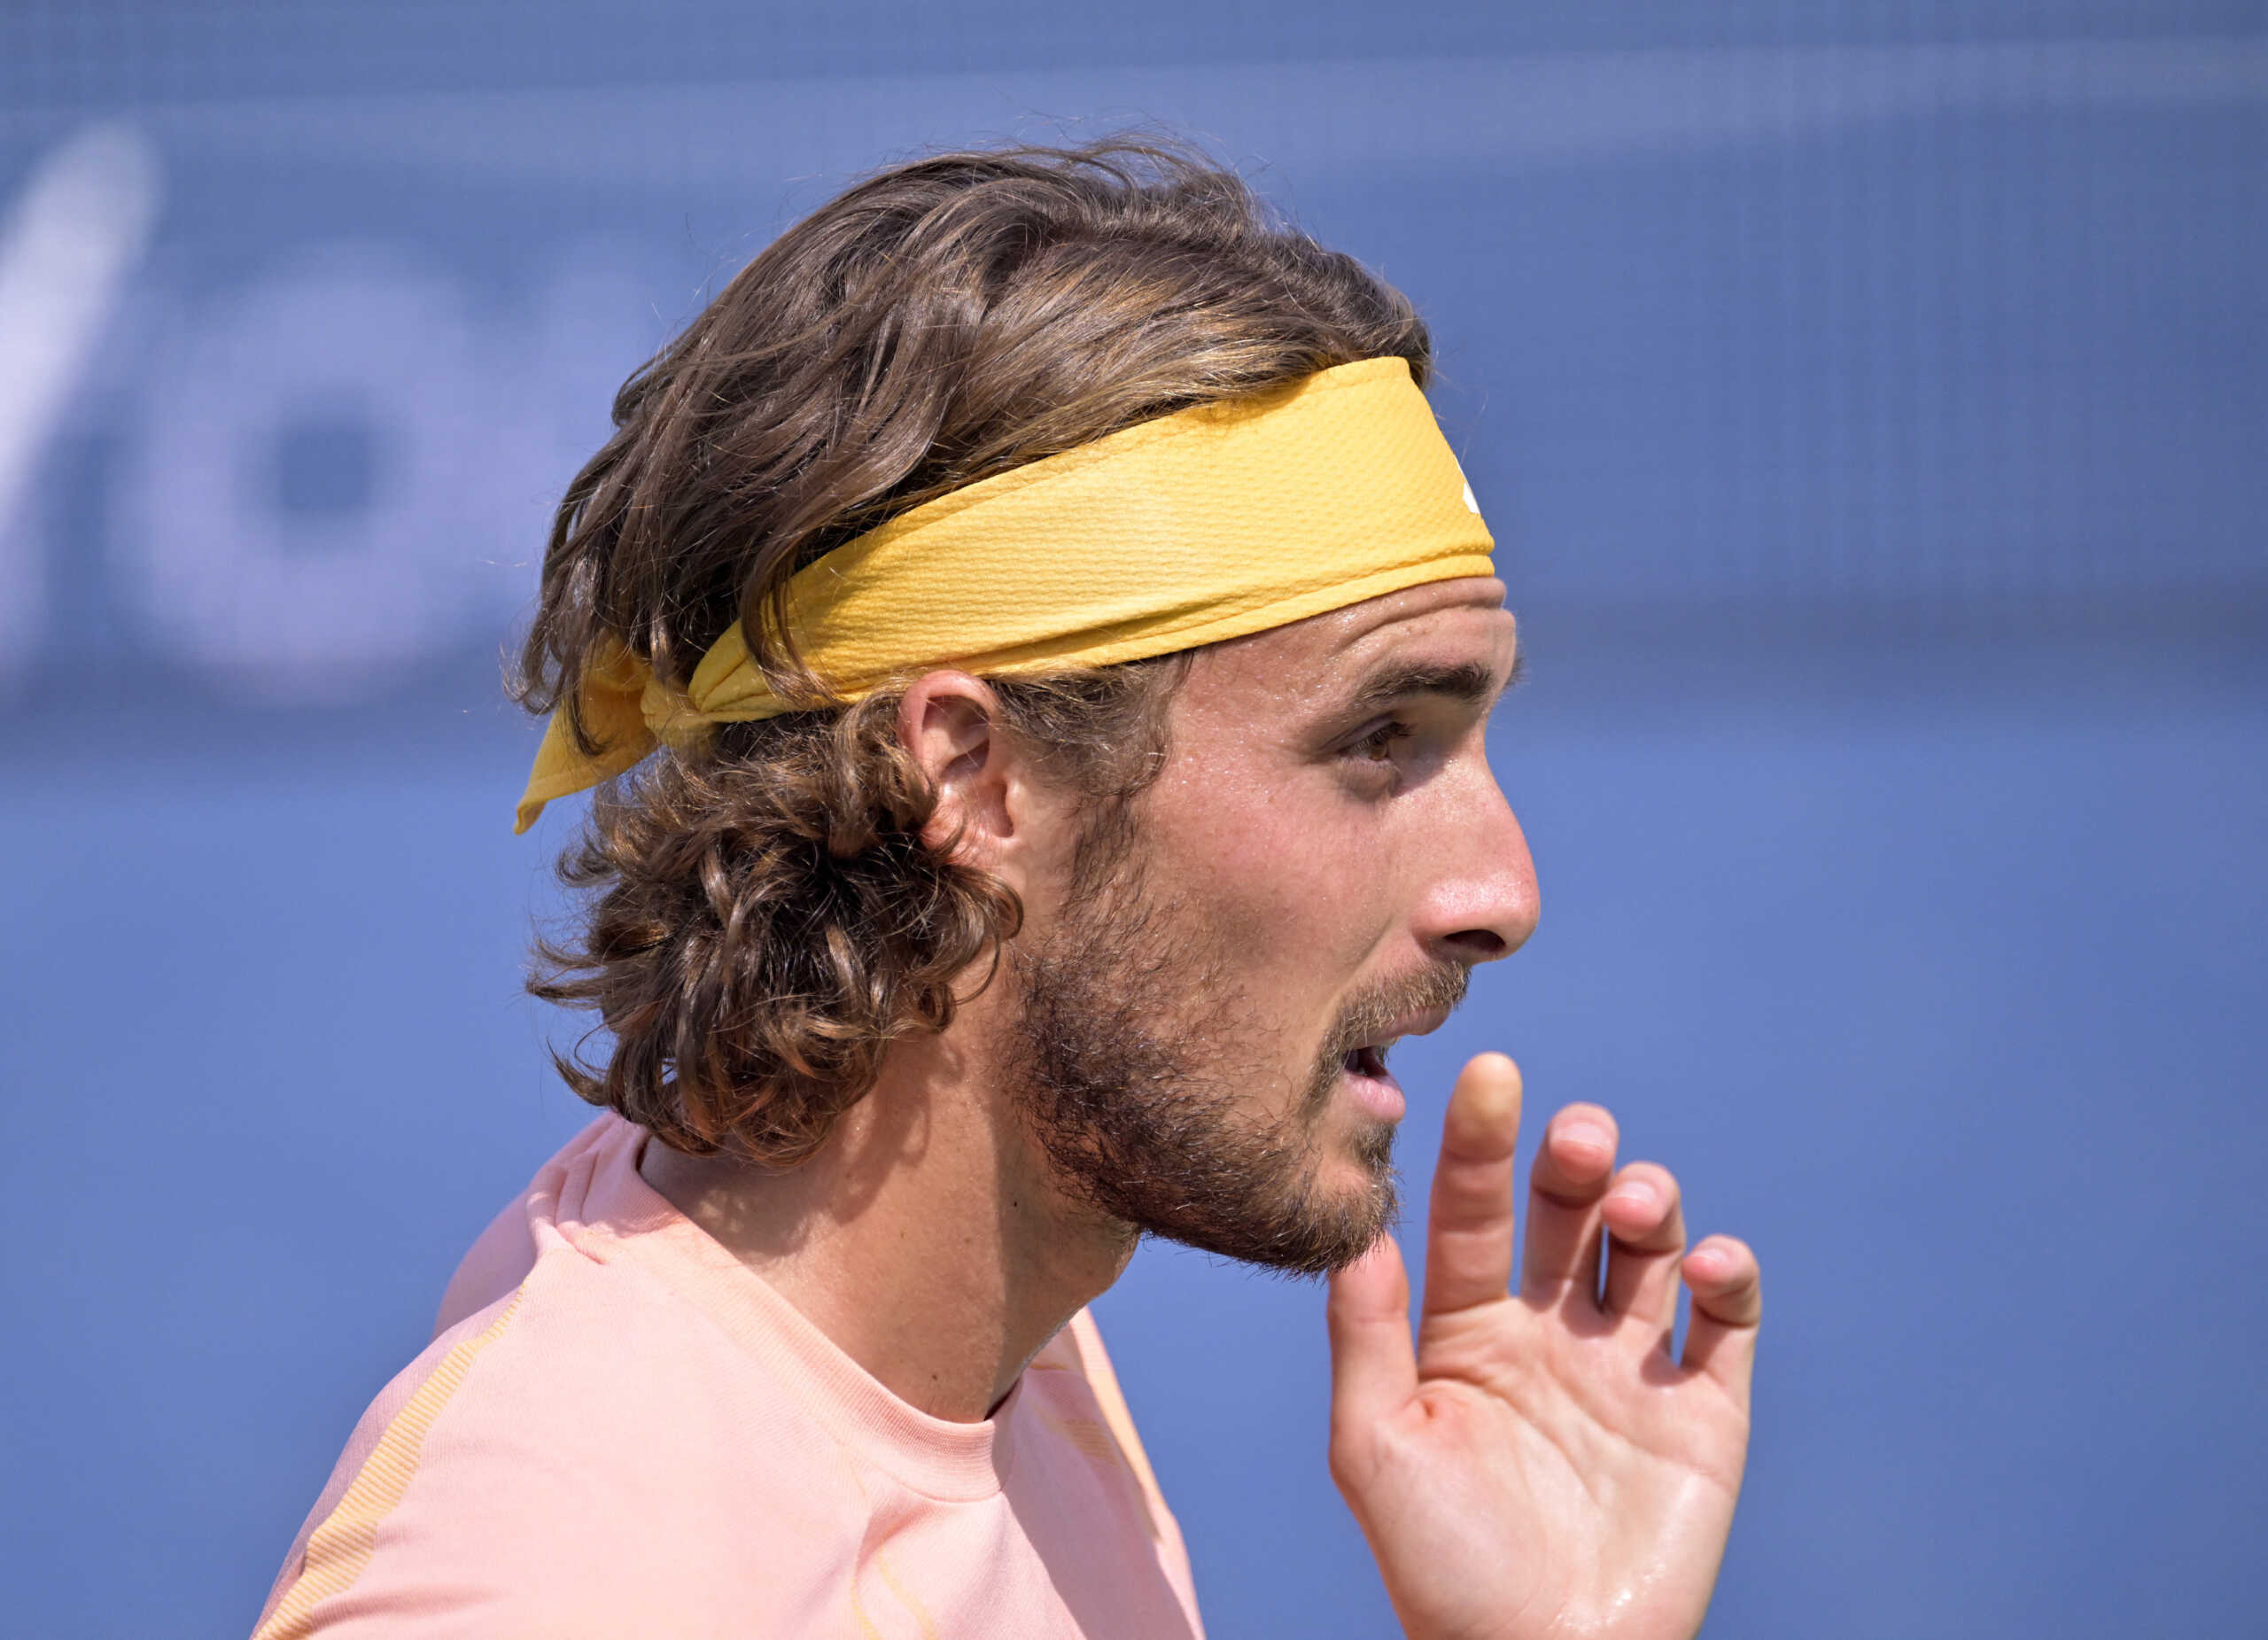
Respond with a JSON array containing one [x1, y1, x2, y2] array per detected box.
[[1191, 578, 1517, 709], [1326, 578, 1515, 662]]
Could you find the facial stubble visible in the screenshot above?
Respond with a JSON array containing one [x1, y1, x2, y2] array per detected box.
[[1002, 842, 1469, 1276]]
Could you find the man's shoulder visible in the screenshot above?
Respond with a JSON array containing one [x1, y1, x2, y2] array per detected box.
[[254, 1235, 864, 1637]]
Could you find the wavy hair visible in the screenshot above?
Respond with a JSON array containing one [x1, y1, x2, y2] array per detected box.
[[516, 138, 1430, 1163]]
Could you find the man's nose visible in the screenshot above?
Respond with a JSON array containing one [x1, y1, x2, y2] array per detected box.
[[1415, 769, 1540, 967]]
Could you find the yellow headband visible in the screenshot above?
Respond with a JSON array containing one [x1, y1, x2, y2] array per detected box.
[[516, 355, 1494, 832]]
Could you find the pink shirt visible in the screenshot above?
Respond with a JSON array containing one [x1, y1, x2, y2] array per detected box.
[[253, 1115, 1206, 1639]]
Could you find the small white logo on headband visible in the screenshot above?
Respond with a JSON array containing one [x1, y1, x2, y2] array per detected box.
[[1449, 455, 1481, 515]]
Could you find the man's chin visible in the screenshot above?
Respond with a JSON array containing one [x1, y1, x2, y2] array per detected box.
[[1332, 1108, 1401, 1190], [1166, 1146, 1400, 1278]]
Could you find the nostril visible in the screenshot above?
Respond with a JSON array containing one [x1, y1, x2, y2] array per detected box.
[[1445, 929, 1511, 961]]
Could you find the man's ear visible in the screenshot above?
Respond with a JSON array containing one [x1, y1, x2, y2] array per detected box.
[[899, 671, 1020, 881]]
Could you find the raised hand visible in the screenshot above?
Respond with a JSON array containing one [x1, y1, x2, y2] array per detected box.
[[1326, 1053, 1761, 1640]]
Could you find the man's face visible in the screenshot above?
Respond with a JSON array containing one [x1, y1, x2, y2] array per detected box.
[[1004, 578, 1538, 1273]]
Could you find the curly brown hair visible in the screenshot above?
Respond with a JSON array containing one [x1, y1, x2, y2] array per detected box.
[[517, 138, 1432, 1163]]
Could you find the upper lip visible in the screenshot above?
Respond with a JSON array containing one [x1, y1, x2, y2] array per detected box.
[[1356, 1006, 1454, 1052]]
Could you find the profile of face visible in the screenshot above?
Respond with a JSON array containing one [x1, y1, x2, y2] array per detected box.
[[1000, 579, 1539, 1275]]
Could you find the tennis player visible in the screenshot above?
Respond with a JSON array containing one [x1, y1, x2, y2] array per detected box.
[[253, 142, 1761, 1640]]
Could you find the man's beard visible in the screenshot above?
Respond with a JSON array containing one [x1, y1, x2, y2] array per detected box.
[[999, 841, 1470, 1277]]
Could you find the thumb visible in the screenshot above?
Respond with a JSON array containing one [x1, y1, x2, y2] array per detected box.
[[1326, 1233, 1418, 1468]]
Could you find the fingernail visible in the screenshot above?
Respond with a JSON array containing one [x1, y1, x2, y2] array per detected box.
[[1608, 1181, 1657, 1212], [1561, 1121, 1612, 1154]]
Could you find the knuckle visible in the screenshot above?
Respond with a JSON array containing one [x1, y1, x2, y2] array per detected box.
[[1530, 1178, 1606, 1210]]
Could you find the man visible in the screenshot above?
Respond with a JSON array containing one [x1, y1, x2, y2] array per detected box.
[[256, 142, 1760, 1640]]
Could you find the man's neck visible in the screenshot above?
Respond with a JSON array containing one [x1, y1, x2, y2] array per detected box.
[[637, 1018, 1135, 1423]]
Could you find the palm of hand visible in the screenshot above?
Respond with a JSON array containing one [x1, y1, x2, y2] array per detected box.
[[1327, 1055, 1761, 1640]]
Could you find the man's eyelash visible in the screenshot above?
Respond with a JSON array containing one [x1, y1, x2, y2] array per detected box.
[[1351, 720, 1414, 761]]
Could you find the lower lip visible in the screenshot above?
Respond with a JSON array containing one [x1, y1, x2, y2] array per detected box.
[[1341, 1061, 1407, 1123]]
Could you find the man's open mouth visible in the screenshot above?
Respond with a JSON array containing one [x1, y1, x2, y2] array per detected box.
[[1345, 1043, 1394, 1079]]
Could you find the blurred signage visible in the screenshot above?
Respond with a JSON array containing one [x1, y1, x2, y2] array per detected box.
[[1, 40, 2258, 705], [0, 127, 669, 699]]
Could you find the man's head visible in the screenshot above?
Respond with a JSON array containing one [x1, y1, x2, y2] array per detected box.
[[519, 142, 1535, 1273]]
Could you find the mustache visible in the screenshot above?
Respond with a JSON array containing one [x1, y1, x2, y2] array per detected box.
[[1321, 960, 1472, 1065]]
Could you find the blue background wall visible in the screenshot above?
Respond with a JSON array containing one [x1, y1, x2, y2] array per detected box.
[[1, 5, 2261, 1636]]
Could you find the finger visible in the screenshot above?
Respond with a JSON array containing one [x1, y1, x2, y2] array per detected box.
[[1326, 1234, 1418, 1460], [1679, 1235, 1763, 1406], [1421, 1053, 1524, 1317], [1598, 1161, 1687, 1335], [1519, 1103, 1619, 1305]]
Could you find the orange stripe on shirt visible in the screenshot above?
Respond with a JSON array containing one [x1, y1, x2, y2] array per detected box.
[[1061, 1312, 1171, 1542], [252, 1294, 526, 1640]]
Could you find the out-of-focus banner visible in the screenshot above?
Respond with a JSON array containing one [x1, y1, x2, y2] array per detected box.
[[0, 26, 2260, 706]]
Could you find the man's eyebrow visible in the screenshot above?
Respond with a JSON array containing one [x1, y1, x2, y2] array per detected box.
[[1340, 657, 1516, 716]]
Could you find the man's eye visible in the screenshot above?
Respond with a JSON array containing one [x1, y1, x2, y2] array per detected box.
[[1353, 720, 1413, 763]]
